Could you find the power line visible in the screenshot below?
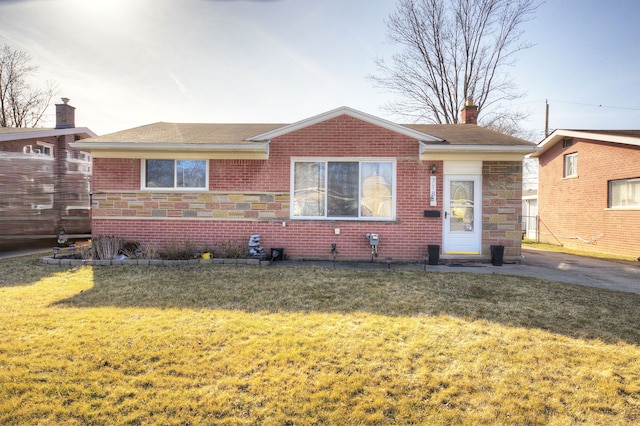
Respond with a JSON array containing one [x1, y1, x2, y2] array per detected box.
[[549, 99, 640, 111], [511, 99, 640, 111]]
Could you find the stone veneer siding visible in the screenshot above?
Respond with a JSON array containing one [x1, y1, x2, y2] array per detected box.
[[481, 161, 524, 258], [92, 192, 290, 221]]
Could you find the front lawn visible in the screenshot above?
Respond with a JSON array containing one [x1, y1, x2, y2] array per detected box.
[[1, 257, 640, 424]]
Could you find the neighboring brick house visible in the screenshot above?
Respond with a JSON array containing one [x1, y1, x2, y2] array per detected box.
[[532, 129, 640, 259], [0, 99, 95, 247], [73, 105, 535, 262]]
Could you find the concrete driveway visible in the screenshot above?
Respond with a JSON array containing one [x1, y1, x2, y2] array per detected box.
[[431, 248, 640, 294], [517, 248, 640, 294], [412, 249, 640, 294]]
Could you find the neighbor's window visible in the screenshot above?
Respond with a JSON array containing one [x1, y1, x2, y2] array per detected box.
[[292, 159, 395, 220], [36, 142, 54, 158], [564, 153, 577, 178], [144, 159, 207, 189], [609, 178, 640, 208]]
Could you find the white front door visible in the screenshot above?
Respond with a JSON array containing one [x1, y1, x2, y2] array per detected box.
[[443, 175, 482, 254]]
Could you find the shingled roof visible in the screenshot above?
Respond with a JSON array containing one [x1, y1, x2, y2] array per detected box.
[[72, 107, 536, 160], [405, 124, 534, 146], [76, 122, 285, 145]]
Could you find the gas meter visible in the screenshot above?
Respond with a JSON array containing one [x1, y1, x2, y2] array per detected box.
[[365, 233, 380, 261]]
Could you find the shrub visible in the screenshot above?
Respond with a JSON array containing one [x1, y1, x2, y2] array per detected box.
[[120, 241, 141, 258], [138, 242, 160, 260], [160, 240, 198, 260], [92, 236, 123, 260], [214, 240, 247, 259]]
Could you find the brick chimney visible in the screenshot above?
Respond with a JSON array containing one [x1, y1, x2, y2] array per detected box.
[[55, 97, 75, 129], [460, 97, 478, 125]]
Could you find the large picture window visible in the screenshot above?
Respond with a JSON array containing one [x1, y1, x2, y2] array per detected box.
[[144, 159, 207, 189], [292, 159, 395, 220], [609, 178, 640, 209]]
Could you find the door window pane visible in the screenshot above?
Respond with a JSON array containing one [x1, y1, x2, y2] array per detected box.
[[450, 180, 474, 232]]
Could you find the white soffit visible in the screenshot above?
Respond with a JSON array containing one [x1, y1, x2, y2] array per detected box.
[[0, 127, 96, 142], [443, 160, 482, 175]]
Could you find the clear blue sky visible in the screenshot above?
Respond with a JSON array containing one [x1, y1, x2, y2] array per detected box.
[[1, 0, 639, 140]]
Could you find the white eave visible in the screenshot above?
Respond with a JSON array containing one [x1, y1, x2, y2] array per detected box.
[[532, 129, 640, 157], [246, 106, 444, 143], [0, 127, 96, 142], [70, 141, 270, 159], [420, 142, 537, 160]]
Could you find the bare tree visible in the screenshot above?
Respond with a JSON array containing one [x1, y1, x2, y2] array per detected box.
[[0, 44, 57, 128], [371, 0, 538, 133]]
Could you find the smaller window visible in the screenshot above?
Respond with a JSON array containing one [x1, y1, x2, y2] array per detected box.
[[67, 150, 91, 163], [609, 178, 640, 208], [564, 153, 577, 178], [562, 138, 574, 149], [143, 159, 207, 190], [36, 142, 54, 158]]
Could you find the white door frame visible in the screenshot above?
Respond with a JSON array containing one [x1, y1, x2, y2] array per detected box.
[[443, 174, 482, 255]]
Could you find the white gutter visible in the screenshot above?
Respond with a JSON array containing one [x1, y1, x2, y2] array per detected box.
[[70, 141, 271, 160], [70, 141, 270, 153]]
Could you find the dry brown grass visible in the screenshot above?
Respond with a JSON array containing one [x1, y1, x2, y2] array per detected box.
[[1, 256, 640, 424]]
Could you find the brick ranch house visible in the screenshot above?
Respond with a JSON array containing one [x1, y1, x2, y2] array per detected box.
[[72, 105, 535, 262], [531, 129, 640, 259]]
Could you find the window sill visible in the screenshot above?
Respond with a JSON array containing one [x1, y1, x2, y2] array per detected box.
[[292, 217, 398, 223], [562, 175, 579, 180], [605, 207, 640, 212], [141, 188, 209, 192]]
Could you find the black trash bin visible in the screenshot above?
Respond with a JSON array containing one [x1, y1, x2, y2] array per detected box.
[[490, 245, 504, 266], [428, 245, 440, 265], [271, 248, 284, 261]]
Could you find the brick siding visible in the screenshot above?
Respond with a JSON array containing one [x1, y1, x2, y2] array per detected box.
[[92, 115, 524, 261], [538, 138, 640, 258]]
